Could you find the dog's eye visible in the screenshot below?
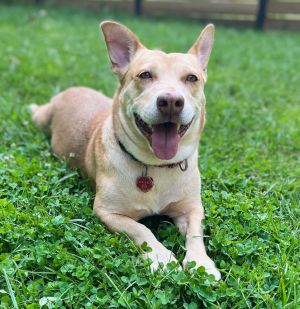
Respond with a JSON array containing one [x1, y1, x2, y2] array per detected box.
[[186, 74, 198, 82], [138, 71, 152, 79]]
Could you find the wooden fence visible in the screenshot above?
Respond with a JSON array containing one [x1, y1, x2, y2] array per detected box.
[[266, 0, 300, 30], [46, 0, 300, 30]]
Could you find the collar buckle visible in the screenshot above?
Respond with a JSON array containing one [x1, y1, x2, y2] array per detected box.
[[179, 159, 188, 172]]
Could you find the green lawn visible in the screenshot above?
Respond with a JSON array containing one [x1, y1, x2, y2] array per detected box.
[[0, 4, 299, 308]]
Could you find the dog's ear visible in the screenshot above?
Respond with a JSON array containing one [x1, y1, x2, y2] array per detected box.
[[100, 21, 144, 76], [188, 24, 214, 82]]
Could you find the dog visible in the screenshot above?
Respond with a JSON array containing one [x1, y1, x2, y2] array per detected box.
[[30, 21, 221, 280]]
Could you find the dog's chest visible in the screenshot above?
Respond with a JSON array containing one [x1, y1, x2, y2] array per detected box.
[[136, 168, 185, 212], [102, 163, 195, 219], [99, 124, 199, 219]]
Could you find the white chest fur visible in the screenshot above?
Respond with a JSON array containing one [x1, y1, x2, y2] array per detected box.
[[98, 118, 200, 219]]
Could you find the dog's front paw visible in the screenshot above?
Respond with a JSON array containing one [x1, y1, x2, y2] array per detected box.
[[143, 246, 179, 271], [183, 252, 221, 280]]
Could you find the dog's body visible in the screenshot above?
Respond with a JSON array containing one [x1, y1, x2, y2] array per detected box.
[[31, 22, 221, 279]]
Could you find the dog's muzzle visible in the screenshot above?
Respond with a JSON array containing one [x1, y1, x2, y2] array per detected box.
[[134, 113, 193, 160]]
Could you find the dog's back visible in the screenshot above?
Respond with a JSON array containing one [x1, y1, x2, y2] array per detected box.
[[31, 87, 112, 170]]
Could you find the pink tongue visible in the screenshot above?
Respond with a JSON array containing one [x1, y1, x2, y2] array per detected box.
[[151, 123, 180, 160]]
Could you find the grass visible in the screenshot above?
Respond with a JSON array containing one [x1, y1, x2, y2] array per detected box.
[[0, 3, 299, 308]]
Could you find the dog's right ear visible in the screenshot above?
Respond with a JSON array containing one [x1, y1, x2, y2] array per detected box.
[[100, 21, 144, 77]]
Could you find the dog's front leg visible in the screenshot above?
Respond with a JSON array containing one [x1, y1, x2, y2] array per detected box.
[[94, 201, 178, 271], [174, 206, 221, 280]]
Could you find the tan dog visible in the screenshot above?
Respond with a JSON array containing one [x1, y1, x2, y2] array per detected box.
[[31, 21, 221, 280]]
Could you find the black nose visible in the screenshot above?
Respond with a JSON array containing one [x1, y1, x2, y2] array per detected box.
[[156, 93, 184, 116]]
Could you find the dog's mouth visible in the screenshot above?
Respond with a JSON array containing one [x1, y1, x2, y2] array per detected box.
[[134, 113, 193, 160]]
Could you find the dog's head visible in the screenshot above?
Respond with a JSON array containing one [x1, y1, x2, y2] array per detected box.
[[100, 21, 214, 164]]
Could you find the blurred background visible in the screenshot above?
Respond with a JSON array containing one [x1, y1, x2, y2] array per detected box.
[[7, 0, 300, 30]]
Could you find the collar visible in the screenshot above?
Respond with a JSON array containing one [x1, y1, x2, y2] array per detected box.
[[117, 139, 188, 171]]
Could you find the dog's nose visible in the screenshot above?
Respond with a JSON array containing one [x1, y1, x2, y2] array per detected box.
[[157, 93, 184, 116]]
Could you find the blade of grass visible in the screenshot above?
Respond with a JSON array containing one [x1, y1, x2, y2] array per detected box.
[[104, 272, 132, 309], [2, 269, 19, 309]]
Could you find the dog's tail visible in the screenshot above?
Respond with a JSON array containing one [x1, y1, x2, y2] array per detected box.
[[30, 102, 54, 134]]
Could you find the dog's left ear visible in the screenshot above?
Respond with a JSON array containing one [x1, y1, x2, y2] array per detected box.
[[189, 24, 215, 82], [100, 21, 144, 77]]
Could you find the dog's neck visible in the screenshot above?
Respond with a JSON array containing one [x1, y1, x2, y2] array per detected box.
[[116, 136, 188, 171]]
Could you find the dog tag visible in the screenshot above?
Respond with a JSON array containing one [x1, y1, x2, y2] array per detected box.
[[136, 176, 154, 192]]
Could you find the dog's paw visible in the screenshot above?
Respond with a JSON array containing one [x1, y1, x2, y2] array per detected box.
[[183, 252, 221, 280], [143, 247, 180, 272]]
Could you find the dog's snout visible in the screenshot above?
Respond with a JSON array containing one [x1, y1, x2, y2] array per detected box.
[[156, 93, 184, 116]]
